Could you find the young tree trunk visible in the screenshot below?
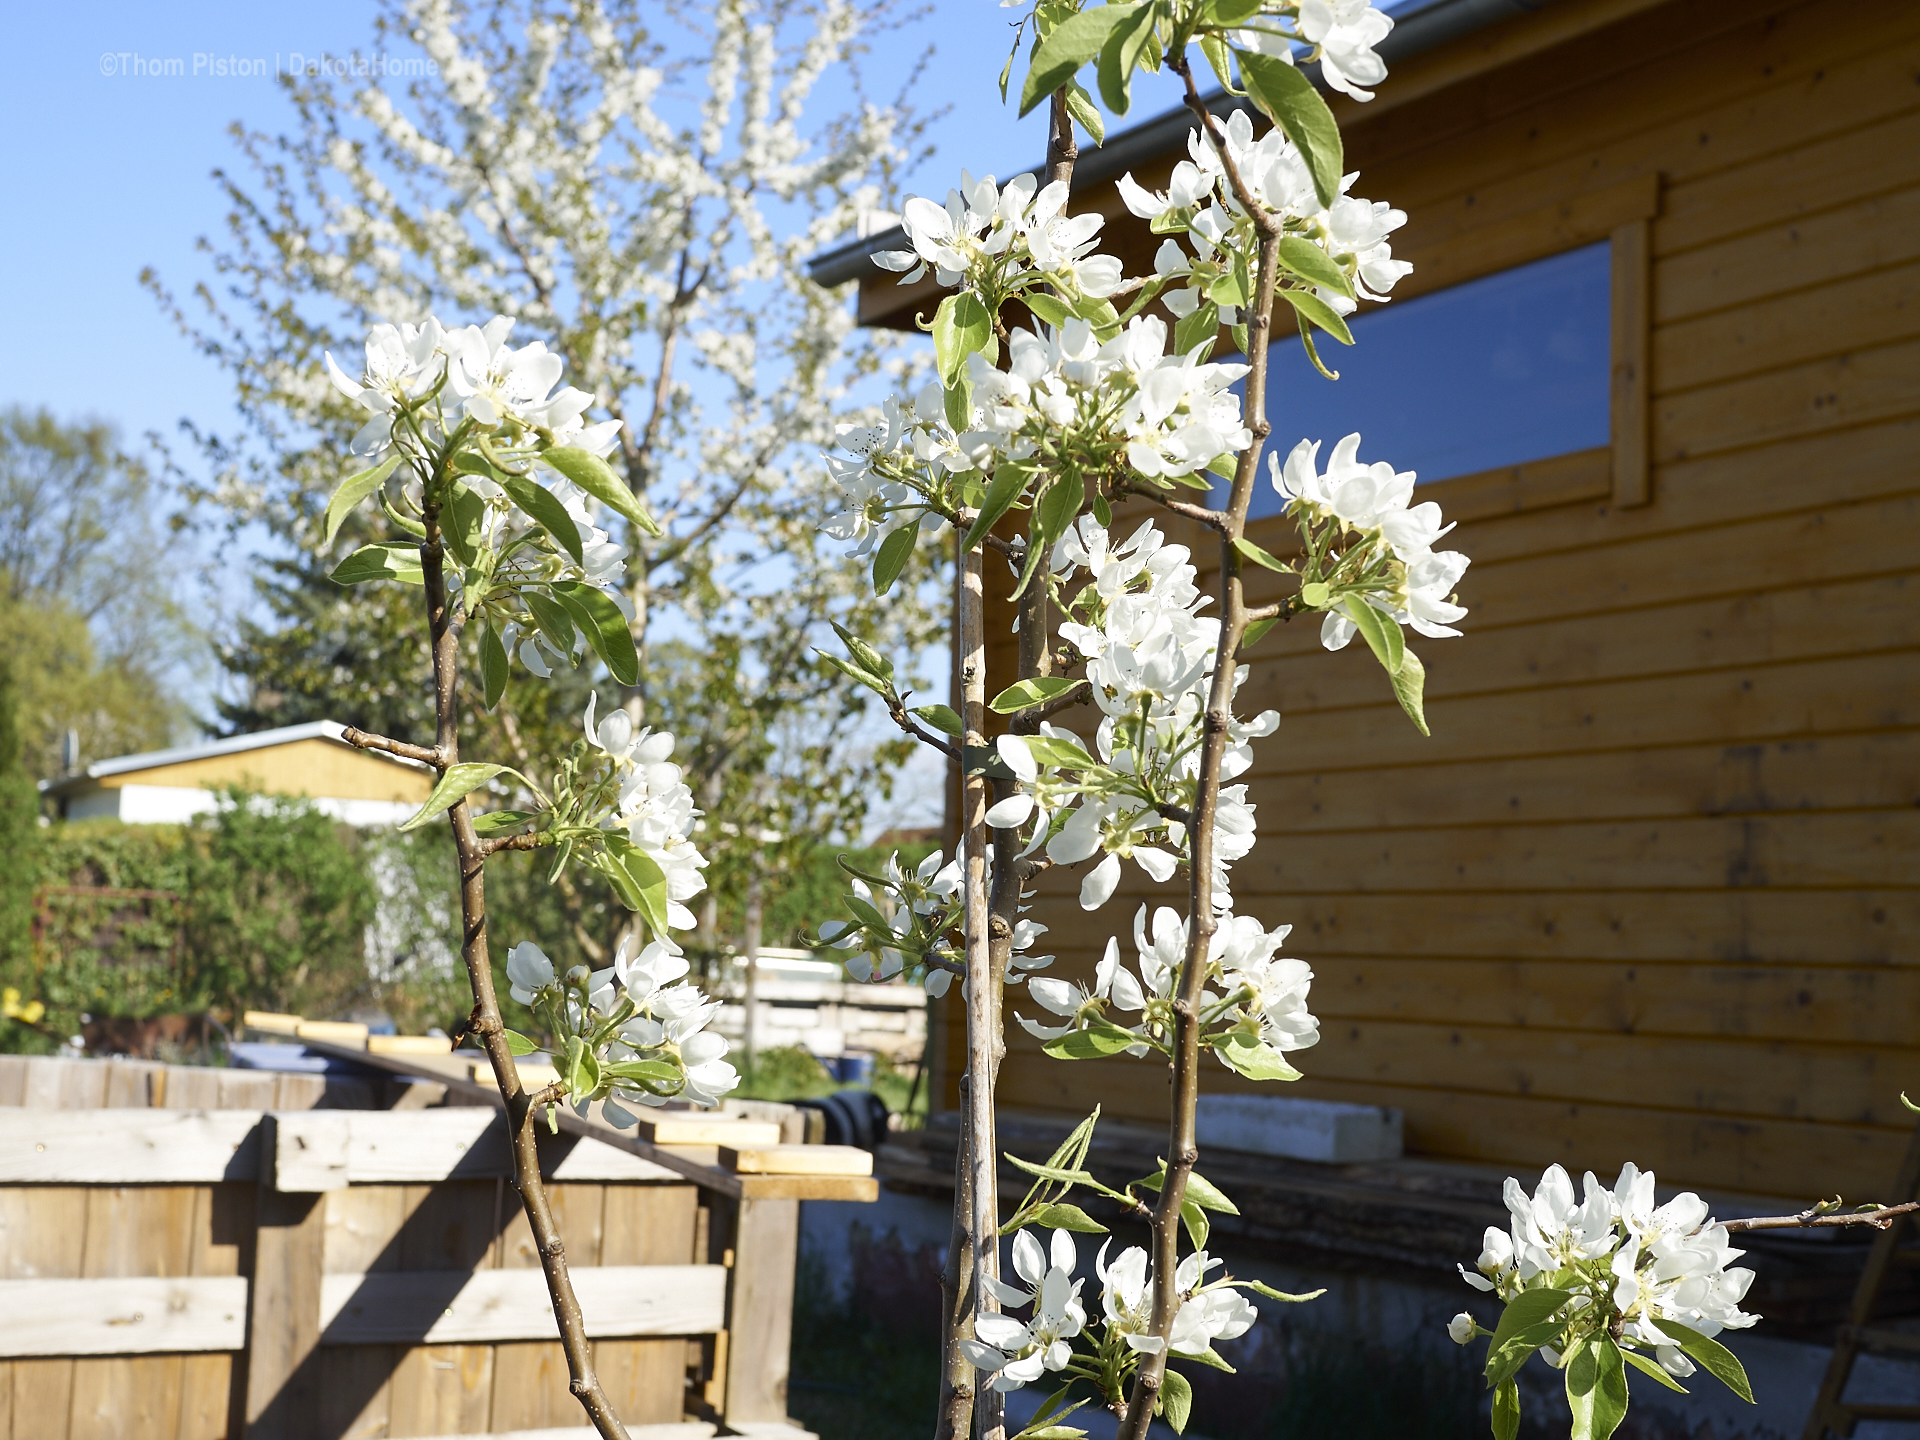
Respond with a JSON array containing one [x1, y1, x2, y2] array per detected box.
[[415, 507, 631, 1440]]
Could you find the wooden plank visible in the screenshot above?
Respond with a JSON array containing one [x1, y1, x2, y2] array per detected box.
[[315, 1346, 393, 1440], [736, 1175, 881, 1202], [268, 1112, 351, 1193], [0, 1110, 264, 1185], [81, 1186, 198, 1281], [601, 1188, 699, 1267], [636, 1117, 783, 1147], [1611, 216, 1653, 506], [0, 1188, 88, 1278], [321, 1186, 411, 1275], [174, 1353, 231, 1440], [721, 1198, 799, 1428], [397, 1180, 501, 1274], [1372, 7, 1920, 257], [102, 1062, 164, 1109], [1238, 808, 1920, 892], [486, 1342, 573, 1434], [1655, 336, 1920, 463], [385, 1344, 491, 1438], [1239, 563, 1920, 715], [67, 1355, 184, 1440], [242, 1189, 325, 1440], [1220, 886, 1919, 967], [1655, 258, 1920, 395], [365, 1035, 452, 1056], [720, 1146, 872, 1177], [317, 1265, 726, 1346], [163, 1068, 225, 1111], [1250, 648, 1920, 776], [1311, 957, 1920, 1048], [11, 1357, 74, 1440], [18, 1057, 109, 1111], [218, 1072, 281, 1111], [1255, 731, 1920, 833], [272, 1074, 327, 1111], [0, 1056, 26, 1108], [1658, 107, 1920, 257], [991, 1053, 1911, 1199], [0, 1277, 250, 1356], [498, 1182, 604, 1273], [282, 1107, 682, 1185], [189, 1184, 253, 1283], [1656, 184, 1920, 326], [594, 1338, 690, 1426]]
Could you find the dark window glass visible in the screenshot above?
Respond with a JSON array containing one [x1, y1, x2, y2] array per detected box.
[[1228, 242, 1611, 519]]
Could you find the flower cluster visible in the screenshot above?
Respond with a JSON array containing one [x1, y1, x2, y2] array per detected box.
[[582, 694, 708, 931], [963, 1227, 1260, 1398], [1014, 903, 1318, 1083], [1456, 1163, 1758, 1377], [1225, 0, 1396, 102], [1272, 433, 1470, 652], [874, 171, 1122, 302], [813, 846, 1054, 999], [1118, 109, 1410, 323], [505, 931, 737, 1120]]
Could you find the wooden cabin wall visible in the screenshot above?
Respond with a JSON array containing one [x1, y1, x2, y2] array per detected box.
[[938, 0, 1920, 1201]]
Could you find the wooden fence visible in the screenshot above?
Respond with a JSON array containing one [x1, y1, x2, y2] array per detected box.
[[0, 1056, 863, 1439]]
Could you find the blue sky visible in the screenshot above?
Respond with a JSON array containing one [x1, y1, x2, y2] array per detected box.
[[0, 3, 1192, 456]]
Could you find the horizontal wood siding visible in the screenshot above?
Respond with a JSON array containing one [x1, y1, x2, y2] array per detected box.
[[946, 0, 1920, 1203]]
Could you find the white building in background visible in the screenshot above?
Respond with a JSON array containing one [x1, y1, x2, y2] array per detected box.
[[711, 948, 925, 1062], [40, 721, 432, 826]]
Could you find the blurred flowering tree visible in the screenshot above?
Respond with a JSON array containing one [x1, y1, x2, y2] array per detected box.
[[149, 0, 947, 958]]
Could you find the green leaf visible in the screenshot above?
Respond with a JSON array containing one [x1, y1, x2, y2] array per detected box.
[[550, 581, 639, 688], [1276, 287, 1356, 346], [502, 1029, 541, 1056], [817, 650, 889, 697], [964, 460, 1036, 553], [1485, 1318, 1566, 1391], [442, 481, 488, 568], [1654, 1320, 1753, 1403], [1244, 1279, 1325, 1303], [1015, 1429, 1089, 1440], [944, 368, 974, 433], [1029, 1202, 1108, 1234], [1300, 581, 1331, 608], [613, 839, 674, 940], [1019, 2, 1142, 116], [1023, 733, 1094, 769], [331, 541, 424, 587], [1342, 596, 1406, 675], [524, 588, 579, 659], [1275, 236, 1354, 296], [1211, 1033, 1302, 1081], [1024, 292, 1075, 329], [1209, 252, 1251, 307], [562, 1035, 598, 1098], [603, 1058, 684, 1086], [1207, 0, 1264, 23], [323, 455, 400, 547], [1043, 1019, 1143, 1060], [480, 624, 510, 710], [1391, 646, 1431, 737], [933, 292, 993, 388], [872, 521, 917, 597], [500, 474, 585, 565], [1621, 1348, 1690, 1394], [1232, 536, 1290, 574], [542, 446, 659, 537], [831, 622, 895, 685], [1181, 1196, 1210, 1249], [471, 809, 538, 838], [1174, 1344, 1236, 1373], [1005, 1156, 1103, 1188], [1240, 615, 1279, 650], [1013, 472, 1083, 599], [1566, 1335, 1629, 1440], [1063, 80, 1104, 146], [1096, 0, 1159, 116], [1136, 1165, 1239, 1215], [1492, 1378, 1521, 1440], [991, 676, 1081, 715], [1482, 1289, 1572, 1384], [911, 704, 963, 737], [1199, 33, 1244, 96], [1159, 1368, 1192, 1434], [402, 763, 510, 832], [1173, 300, 1220, 359], [1234, 50, 1344, 209]]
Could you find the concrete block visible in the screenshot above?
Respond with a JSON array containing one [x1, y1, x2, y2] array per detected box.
[[1194, 1093, 1403, 1163]]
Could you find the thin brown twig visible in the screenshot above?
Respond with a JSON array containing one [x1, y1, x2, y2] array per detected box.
[[341, 726, 443, 768], [1724, 1200, 1920, 1233]]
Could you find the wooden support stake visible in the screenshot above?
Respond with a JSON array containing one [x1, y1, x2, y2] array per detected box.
[[242, 1166, 326, 1440], [720, 1198, 799, 1430]]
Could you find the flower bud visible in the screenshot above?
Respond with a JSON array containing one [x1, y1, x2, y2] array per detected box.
[[1447, 1312, 1475, 1346]]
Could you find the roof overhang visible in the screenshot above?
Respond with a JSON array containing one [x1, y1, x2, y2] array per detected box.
[[39, 720, 427, 799]]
